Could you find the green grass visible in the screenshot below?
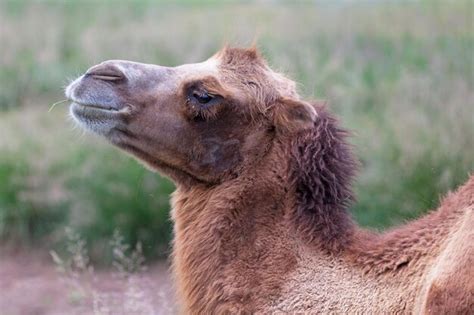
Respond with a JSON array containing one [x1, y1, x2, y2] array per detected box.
[[0, 107, 175, 261], [0, 1, 472, 261]]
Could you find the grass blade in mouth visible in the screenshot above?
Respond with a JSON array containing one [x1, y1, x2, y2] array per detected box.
[[48, 99, 69, 112]]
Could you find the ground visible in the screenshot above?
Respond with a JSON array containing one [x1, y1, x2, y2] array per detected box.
[[0, 248, 175, 315]]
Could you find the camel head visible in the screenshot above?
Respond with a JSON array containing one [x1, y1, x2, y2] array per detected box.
[[66, 47, 317, 185]]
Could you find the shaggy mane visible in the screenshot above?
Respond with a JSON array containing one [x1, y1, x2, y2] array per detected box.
[[288, 103, 358, 252]]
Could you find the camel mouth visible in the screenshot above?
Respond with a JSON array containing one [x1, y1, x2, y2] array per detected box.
[[70, 101, 131, 119], [71, 101, 124, 113], [69, 101, 132, 136]]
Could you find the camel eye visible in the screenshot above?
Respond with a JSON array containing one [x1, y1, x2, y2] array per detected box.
[[186, 88, 222, 122], [193, 91, 213, 104]]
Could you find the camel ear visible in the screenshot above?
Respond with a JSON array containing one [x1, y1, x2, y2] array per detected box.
[[273, 98, 317, 133]]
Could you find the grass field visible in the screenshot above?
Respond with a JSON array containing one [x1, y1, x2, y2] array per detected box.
[[0, 0, 473, 262]]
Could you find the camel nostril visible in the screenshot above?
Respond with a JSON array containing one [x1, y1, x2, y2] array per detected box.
[[86, 64, 125, 82]]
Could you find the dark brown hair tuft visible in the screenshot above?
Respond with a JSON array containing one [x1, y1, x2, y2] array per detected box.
[[288, 104, 358, 252]]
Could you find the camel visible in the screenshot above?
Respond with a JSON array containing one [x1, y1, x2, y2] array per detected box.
[[65, 47, 473, 314]]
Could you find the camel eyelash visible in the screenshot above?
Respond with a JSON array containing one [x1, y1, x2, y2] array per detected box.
[[186, 90, 223, 122], [188, 103, 222, 122]]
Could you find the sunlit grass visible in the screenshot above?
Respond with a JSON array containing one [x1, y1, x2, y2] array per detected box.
[[50, 228, 175, 314]]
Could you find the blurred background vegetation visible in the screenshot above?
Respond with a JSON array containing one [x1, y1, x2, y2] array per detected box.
[[0, 0, 472, 263]]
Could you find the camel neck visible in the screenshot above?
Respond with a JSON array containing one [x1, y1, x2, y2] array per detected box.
[[169, 148, 358, 312], [169, 169, 296, 312]]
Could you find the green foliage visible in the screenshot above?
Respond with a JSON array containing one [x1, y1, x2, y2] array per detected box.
[[61, 146, 174, 260], [0, 1, 472, 261], [0, 152, 67, 242]]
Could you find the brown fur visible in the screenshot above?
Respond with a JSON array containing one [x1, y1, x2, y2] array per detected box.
[[288, 104, 357, 253], [67, 47, 474, 314]]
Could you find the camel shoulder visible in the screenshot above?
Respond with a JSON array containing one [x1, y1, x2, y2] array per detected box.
[[420, 206, 474, 314], [438, 174, 474, 215]]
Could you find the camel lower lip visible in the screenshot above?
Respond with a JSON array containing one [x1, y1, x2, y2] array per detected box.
[[70, 102, 129, 126], [70, 102, 130, 135], [70, 102, 131, 119]]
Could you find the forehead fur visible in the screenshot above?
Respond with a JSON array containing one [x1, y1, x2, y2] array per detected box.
[[213, 47, 299, 113], [215, 46, 265, 68]]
